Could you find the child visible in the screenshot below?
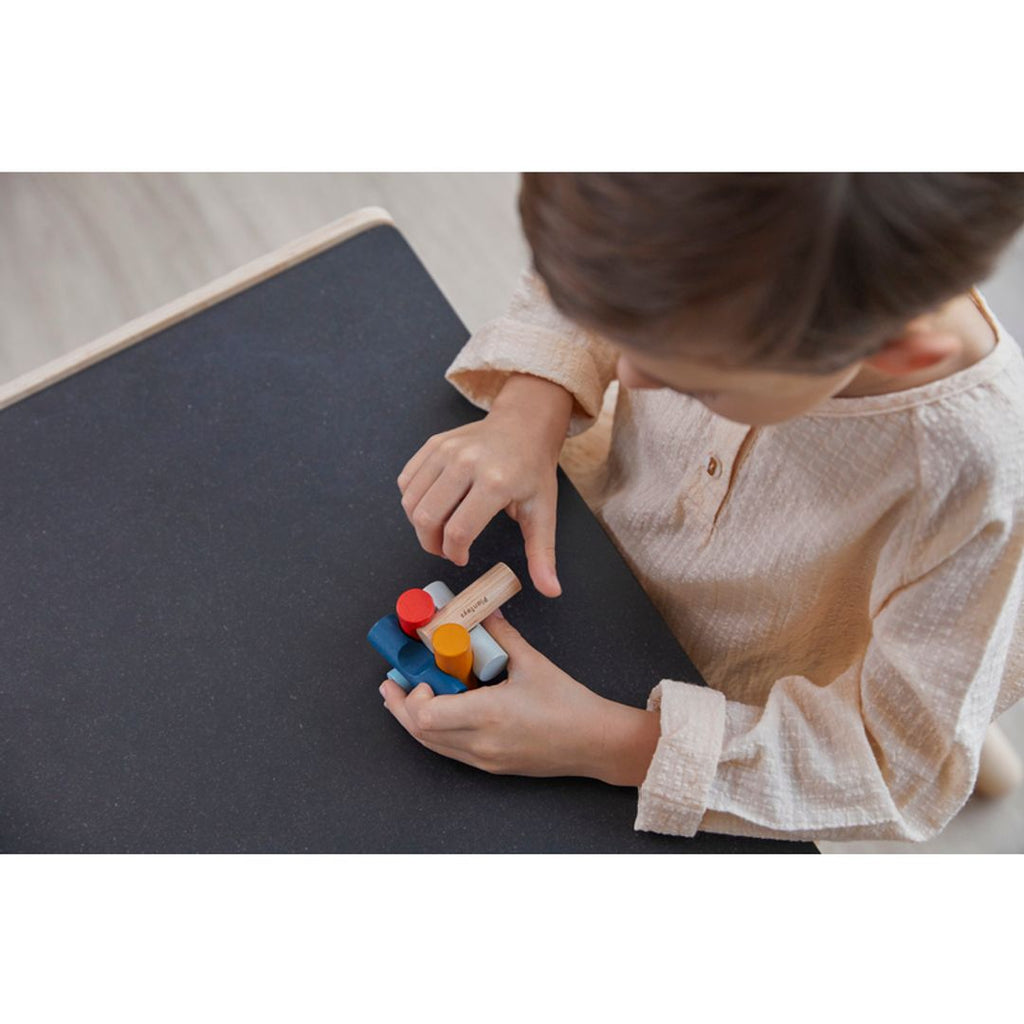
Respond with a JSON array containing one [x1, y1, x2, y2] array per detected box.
[[382, 173, 1024, 843]]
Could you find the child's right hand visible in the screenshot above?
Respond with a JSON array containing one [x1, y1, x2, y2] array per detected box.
[[397, 374, 574, 597]]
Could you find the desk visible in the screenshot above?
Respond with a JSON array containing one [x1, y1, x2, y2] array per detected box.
[[0, 209, 814, 853]]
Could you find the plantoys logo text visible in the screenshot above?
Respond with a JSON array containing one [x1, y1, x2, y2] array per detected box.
[[459, 596, 489, 620]]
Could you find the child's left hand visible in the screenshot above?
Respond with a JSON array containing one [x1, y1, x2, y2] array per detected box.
[[379, 613, 661, 786]]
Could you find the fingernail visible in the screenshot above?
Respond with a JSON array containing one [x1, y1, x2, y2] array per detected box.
[[492, 607, 505, 619], [379, 683, 387, 697]]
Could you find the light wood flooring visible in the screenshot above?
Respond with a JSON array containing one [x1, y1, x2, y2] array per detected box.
[[2, 172, 1022, 853]]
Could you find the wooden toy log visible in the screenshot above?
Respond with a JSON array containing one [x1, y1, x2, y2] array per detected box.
[[423, 580, 508, 682], [432, 623, 476, 689], [417, 563, 521, 651], [367, 614, 467, 695]]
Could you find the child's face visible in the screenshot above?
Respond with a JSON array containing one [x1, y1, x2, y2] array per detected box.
[[614, 346, 863, 426]]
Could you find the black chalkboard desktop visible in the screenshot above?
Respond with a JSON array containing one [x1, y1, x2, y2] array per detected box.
[[0, 209, 814, 853]]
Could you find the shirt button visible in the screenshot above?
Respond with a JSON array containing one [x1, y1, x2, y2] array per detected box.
[[706, 455, 722, 478]]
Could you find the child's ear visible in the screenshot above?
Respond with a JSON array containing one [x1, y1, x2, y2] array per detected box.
[[863, 317, 961, 377]]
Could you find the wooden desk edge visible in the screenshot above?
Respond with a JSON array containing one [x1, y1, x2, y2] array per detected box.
[[0, 206, 397, 411]]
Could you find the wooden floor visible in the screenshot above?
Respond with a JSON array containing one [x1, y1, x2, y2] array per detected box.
[[2, 172, 1022, 853], [0, 173, 529, 384]]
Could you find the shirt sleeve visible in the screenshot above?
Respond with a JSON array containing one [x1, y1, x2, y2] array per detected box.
[[635, 458, 1024, 843], [445, 267, 619, 438]]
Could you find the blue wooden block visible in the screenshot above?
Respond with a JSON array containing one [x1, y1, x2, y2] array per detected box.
[[367, 613, 467, 695]]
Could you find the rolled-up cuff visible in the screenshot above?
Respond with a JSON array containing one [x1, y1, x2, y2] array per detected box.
[[446, 327, 612, 438], [635, 680, 727, 837]]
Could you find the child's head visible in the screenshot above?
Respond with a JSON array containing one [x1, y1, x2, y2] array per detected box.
[[519, 173, 1024, 424]]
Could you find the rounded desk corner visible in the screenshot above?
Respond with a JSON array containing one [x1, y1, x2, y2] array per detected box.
[[0, 204, 405, 412], [336, 205, 397, 240]]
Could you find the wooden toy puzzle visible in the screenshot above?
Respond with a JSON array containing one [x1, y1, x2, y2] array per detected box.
[[367, 562, 521, 693]]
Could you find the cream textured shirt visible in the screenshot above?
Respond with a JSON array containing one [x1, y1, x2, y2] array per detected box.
[[446, 270, 1024, 843]]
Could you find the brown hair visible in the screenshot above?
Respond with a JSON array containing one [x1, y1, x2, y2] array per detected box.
[[519, 173, 1024, 373]]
